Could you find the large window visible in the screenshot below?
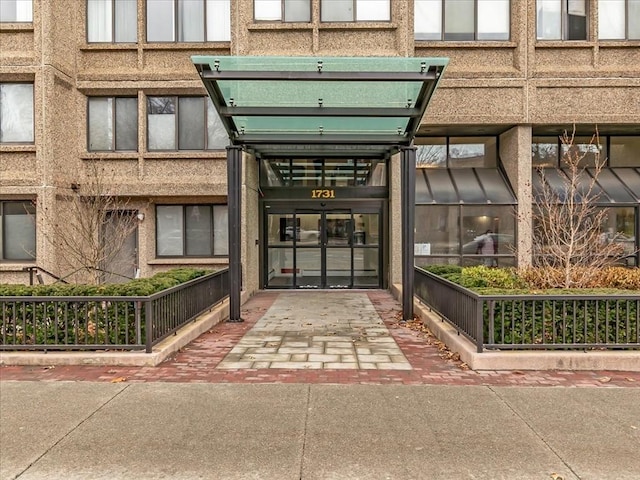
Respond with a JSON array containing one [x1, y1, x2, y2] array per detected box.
[[415, 0, 510, 41], [156, 205, 228, 257], [146, 0, 230, 42], [88, 97, 138, 151], [0, 0, 32, 22], [0, 83, 34, 143], [146, 96, 227, 151], [414, 205, 516, 267], [536, 0, 588, 40], [254, 0, 311, 22], [321, 0, 390, 22], [416, 137, 498, 168], [87, 0, 137, 43], [598, 0, 640, 40], [0, 201, 36, 261]]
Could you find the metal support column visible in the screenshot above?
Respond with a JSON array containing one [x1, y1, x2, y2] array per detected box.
[[227, 145, 243, 322], [400, 146, 416, 321]]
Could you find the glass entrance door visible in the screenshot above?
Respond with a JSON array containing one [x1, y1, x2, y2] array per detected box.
[[264, 207, 381, 289]]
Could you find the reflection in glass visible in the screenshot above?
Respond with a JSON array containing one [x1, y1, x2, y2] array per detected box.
[[532, 136, 559, 167], [267, 248, 294, 287]]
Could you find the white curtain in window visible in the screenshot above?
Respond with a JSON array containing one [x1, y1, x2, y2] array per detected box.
[[0, 83, 33, 143], [254, 0, 281, 20], [207, 0, 231, 40], [87, 0, 112, 42], [115, 0, 137, 42], [16, 0, 32, 21], [630, 0, 640, 39], [284, 0, 311, 21], [207, 99, 228, 150], [537, 0, 561, 39], [147, 0, 175, 41], [478, 0, 509, 40], [148, 97, 176, 150], [156, 206, 184, 256], [356, 0, 390, 21], [88, 98, 113, 150], [444, 0, 474, 40], [321, 0, 353, 21], [598, 0, 625, 39], [178, 0, 204, 41], [414, 0, 442, 40], [213, 205, 229, 255]]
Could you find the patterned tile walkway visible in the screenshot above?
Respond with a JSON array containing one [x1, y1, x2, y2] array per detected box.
[[1, 291, 639, 387]]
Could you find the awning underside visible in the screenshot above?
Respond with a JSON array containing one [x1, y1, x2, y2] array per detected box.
[[532, 167, 640, 204], [192, 56, 448, 158], [416, 168, 516, 205]]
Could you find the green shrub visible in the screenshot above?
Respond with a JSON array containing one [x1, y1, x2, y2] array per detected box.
[[421, 265, 462, 276]]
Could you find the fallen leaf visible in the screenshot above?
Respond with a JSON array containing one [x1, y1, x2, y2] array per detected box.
[[598, 376, 611, 383], [626, 377, 636, 382], [43, 366, 55, 370], [550, 474, 564, 480], [110, 377, 127, 383], [513, 370, 525, 375]]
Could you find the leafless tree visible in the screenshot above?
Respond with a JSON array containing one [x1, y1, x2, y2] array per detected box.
[[529, 127, 630, 287], [37, 161, 141, 285]]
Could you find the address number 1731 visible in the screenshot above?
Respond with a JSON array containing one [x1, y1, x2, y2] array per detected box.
[[311, 189, 336, 199]]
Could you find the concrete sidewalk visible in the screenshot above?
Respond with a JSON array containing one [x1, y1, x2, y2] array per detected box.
[[1, 382, 639, 479]]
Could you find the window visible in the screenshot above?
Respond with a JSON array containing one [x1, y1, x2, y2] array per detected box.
[[0, 83, 34, 143], [321, 0, 390, 22], [147, 96, 227, 151], [254, 0, 311, 22], [609, 136, 640, 166], [532, 135, 608, 168], [87, 0, 137, 43], [88, 97, 138, 151], [146, 0, 230, 42], [536, 0, 587, 40], [0, 201, 36, 261], [156, 205, 228, 257], [416, 137, 498, 168], [415, 0, 510, 41], [0, 0, 32, 22], [598, 0, 640, 40]]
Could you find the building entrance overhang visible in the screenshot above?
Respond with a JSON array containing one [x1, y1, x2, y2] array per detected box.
[[191, 56, 448, 159], [191, 55, 448, 323]]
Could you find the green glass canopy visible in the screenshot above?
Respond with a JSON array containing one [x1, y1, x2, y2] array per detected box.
[[192, 56, 448, 158]]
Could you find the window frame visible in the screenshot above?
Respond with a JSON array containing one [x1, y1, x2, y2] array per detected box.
[[536, 0, 589, 41], [414, 0, 511, 41], [0, 82, 34, 144], [87, 96, 138, 152], [145, 0, 231, 43], [86, 0, 138, 43], [320, 0, 391, 23], [0, 200, 36, 262], [146, 95, 226, 152], [0, 0, 33, 22], [531, 135, 614, 168], [155, 204, 228, 258]]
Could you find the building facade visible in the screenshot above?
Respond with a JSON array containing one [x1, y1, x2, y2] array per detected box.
[[1, 0, 639, 290]]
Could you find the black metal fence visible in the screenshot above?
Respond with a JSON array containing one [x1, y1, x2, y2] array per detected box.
[[414, 267, 640, 352], [1, 269, 229, 353]]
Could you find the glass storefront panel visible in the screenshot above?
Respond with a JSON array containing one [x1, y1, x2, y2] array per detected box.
[[449, 137, 497, 168], [415, 205, 459, 257], [532, 136, 559, 167], [296, 247, 322, 288], [267, 248, 294, 288], [462, 205, 515, 256], [609, 137, 640, 167], [560, 136, 607, 168], [326, 247, 352, 288], [354, 248, 379, 287]]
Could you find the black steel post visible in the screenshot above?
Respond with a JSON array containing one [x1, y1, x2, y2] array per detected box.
[[227, 145, 244, 322], [400, 146, 416, 321]]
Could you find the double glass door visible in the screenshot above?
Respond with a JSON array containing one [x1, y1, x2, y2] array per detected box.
[[265, 207, 381, 289]]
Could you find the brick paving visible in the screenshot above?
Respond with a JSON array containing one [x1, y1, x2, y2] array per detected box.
[[1, 291, 639, 387]]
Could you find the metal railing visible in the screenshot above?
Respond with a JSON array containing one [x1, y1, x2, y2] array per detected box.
[[0, 270, 229, 353], [415, 267, 640, 352]]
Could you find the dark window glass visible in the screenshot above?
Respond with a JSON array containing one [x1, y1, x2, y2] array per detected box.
[[1, 201, 36, 261], [156, 205, 227, 257]]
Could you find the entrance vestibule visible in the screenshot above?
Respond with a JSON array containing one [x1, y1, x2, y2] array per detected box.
[[264, 205, 383, 289]]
